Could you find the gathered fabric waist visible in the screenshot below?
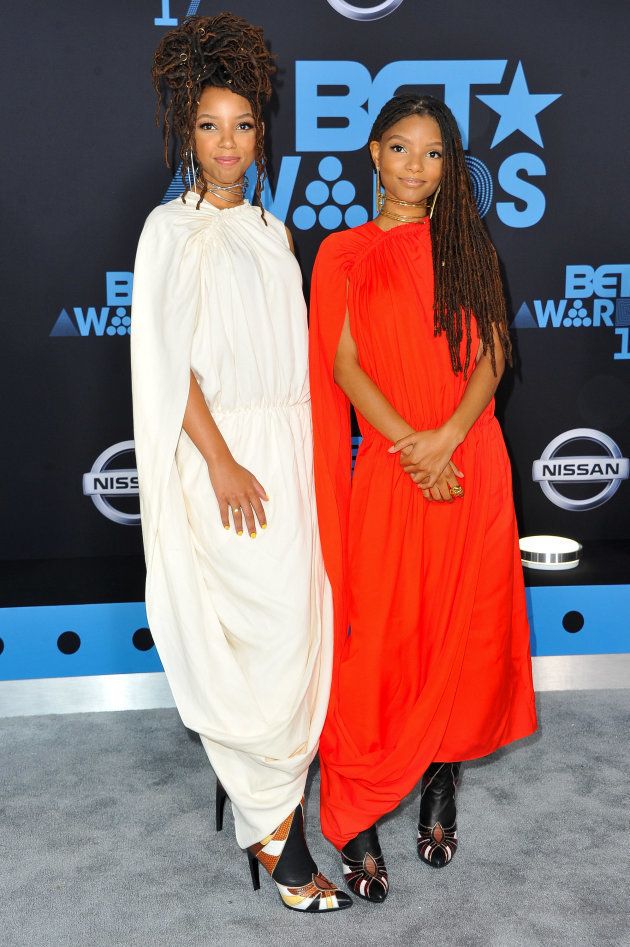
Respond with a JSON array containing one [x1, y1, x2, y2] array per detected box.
[[210, 398, 311, 420]]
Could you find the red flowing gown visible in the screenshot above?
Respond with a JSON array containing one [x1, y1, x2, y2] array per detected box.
[[309, 218, 537, 851]]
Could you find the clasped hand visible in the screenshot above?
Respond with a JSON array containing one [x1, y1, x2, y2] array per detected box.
[[389, 427, 464, 502]]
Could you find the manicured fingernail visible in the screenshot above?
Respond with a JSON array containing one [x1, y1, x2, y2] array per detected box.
[[224, 525, 230, 530], [237, 530, 243, 536], [261, 524, 267, 529], [250, 532, 256, 539]]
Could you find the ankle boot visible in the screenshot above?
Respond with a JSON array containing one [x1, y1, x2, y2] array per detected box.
[[417, 762, 460, 868], [341, 823, 389, 902], [248, 800, 352, 912]]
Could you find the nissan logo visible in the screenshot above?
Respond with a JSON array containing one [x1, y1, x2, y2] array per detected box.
[[532, 428, 629, 511], [82, 440, 140, 526]]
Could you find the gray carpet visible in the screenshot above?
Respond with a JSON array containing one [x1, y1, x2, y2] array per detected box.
[[1, 691, 629, 947]]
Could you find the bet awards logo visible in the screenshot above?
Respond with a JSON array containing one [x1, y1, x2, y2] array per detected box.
[[512, 264, 630, 362], [50, 272, 133, 339], [533, 429, 629, 512], [325, 0, 405, 20], [160, 58, 560, 232], [82, 441, 140, 526], [152, 8, 560, 233]]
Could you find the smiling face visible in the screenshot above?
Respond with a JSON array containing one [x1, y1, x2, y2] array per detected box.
[[193, 85, 259, 190], [370, 113, 443, 211]]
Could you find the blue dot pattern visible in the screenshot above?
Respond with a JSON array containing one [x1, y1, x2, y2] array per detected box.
[[107, 309, 132, 335], [292, 155, 368, 232], [563, 300, 590, 327]]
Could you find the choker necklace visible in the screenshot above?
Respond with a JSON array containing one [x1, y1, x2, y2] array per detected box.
[[200, 174, 249, 204], [379, 208, 426, 223], [386, 195, 429, 209]]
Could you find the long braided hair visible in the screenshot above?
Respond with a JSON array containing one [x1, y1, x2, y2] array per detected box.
[[369, 93, 511, 376], [151, 12, 275, 215]]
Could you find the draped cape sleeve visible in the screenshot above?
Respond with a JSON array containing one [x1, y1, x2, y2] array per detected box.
[[308, 234, 355, 669], [131, 205, 200, 576]]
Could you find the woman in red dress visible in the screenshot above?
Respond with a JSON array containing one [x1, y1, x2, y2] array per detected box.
[[309, 93, 537, 903]]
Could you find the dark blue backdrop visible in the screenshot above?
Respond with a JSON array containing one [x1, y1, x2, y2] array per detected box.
[[1, 1, 628, 682]]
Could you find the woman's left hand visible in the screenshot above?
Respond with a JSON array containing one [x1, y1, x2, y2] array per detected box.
[[388, 426, 463, 489]]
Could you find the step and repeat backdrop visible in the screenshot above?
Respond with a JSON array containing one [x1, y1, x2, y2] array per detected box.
[[1, 0, 629, 682]]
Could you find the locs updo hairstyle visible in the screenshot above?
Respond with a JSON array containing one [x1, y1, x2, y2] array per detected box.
[[369, 93, 511, 377], [151, 12, 276, 215]]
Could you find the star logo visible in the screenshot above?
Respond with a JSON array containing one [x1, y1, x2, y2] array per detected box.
[[477, 62, 561, 148]]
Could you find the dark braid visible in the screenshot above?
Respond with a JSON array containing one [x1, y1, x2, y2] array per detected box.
[[369, 94, 511, 376], [151, 12, 275, 216]]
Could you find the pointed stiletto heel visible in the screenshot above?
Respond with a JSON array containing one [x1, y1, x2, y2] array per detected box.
[[215, 778, 228, 832], [417, 762, 461, 868], [248, 800, 352, 913], [247, 848, 260, 890], [340, 823, 389, 903]]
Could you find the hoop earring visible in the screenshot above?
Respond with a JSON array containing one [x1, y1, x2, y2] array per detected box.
[[429, 184, 441, 220], [186, 149, 199, 192], [376, 168, 385, 213]]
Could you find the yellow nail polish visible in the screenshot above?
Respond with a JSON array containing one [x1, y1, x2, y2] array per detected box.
[[224, 525, 230, 530], [261, 524, 267, 529], [250, 532, 257, 539], [237, 530, 243, 536]]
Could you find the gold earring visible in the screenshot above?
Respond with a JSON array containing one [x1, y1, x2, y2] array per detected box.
[[376, 168, 385, 213], [429, 184, 441, 220]]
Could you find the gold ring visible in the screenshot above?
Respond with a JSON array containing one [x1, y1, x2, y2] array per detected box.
[[449, 484, 464, 498]]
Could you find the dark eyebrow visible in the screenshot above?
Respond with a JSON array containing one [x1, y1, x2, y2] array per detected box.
[[385, 134, 443, 146], [196, 112, 254, 120]]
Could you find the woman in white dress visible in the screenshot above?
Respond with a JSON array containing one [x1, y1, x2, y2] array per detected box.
[[130, 13, 350, 913]]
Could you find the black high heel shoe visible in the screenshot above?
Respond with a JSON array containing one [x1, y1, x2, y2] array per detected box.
[[341, 824, 389, 903], [215, 778, 228, 832], [417, 762, 461, 868], [248, 799, 352, 913]]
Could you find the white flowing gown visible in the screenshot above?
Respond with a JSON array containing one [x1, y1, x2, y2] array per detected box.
[[130, 194, 333, 848]]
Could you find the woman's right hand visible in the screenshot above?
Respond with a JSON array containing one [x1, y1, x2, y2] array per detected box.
[[207, 454, 268, 536], [408, 459, 464, 503]]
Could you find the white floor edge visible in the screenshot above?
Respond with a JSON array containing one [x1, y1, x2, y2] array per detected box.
[[0, 654, 628, 718]]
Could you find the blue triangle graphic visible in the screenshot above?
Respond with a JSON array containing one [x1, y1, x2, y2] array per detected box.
[[50, 308, 79, 337], [511, 302, 537, 329], [161, 164, 186, 204]]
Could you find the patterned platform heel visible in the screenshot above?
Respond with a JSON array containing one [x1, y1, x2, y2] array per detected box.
[[247, 800, 352, 913], [341, 824, 389, 903], [215, 778, 227, 832], [417, 762, 461, 868]]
